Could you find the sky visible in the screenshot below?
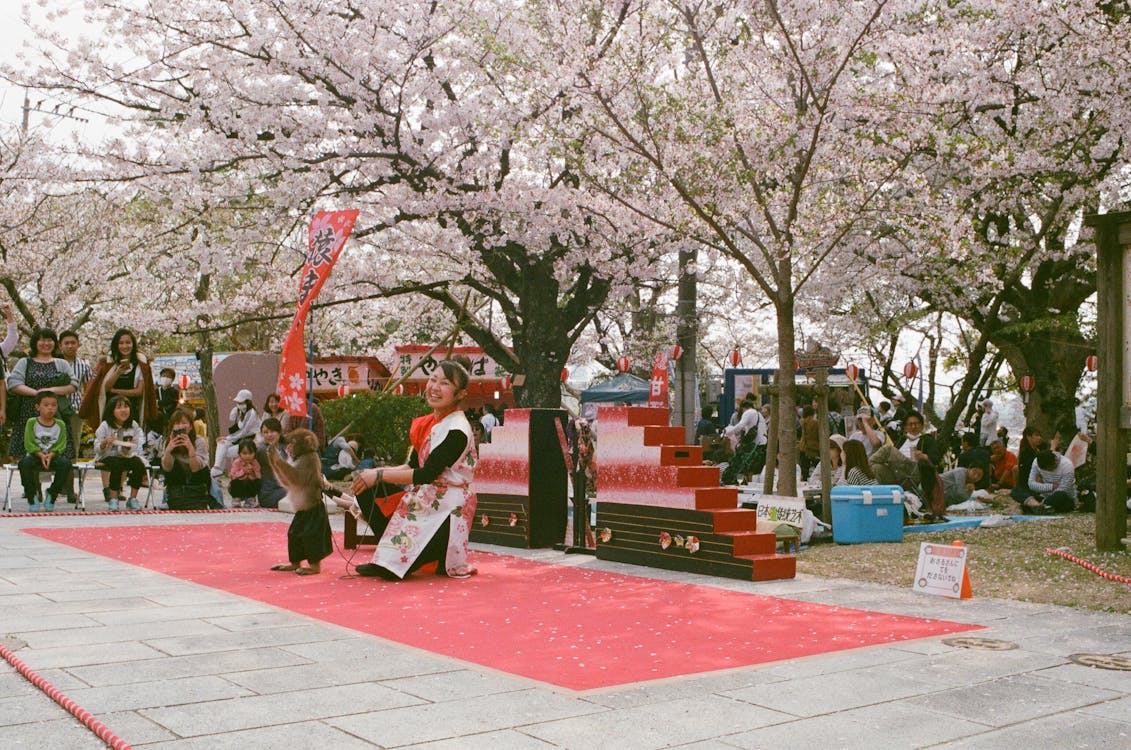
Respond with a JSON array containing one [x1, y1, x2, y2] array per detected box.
[[0, 0, 115, 143]]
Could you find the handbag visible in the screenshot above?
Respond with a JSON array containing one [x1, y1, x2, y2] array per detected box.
[[47, 366, 75, 418]]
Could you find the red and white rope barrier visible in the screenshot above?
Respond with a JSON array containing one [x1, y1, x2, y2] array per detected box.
[[1, 508, 272, 519], [0, 642, 132, 749], [1045, 547, 1131, 585]]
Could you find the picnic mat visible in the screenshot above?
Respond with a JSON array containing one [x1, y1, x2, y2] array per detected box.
[[905, 514, 1064, 533], [25, 522, 982, 691]]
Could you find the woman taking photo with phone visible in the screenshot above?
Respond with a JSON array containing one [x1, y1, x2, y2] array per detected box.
[[161, 407, 212, 510]]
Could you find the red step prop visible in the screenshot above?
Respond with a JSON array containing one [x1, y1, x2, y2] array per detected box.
[[594, 405, 795, 581]]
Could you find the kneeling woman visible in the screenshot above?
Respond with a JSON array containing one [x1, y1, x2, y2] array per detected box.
[[347, 357, 478, 580]]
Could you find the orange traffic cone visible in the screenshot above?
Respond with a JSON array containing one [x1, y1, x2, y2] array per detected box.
[[952, 540, 973, 599]]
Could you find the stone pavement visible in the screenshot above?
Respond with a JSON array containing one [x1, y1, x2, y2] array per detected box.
[[1, 491, 1129, 749]]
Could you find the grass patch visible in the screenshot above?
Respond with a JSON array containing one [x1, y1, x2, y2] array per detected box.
[[798, 514, 1131, 613]]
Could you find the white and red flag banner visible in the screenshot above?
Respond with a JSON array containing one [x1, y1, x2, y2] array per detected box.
[[278, 209, 359, 416], [648, 351, 670, 409]]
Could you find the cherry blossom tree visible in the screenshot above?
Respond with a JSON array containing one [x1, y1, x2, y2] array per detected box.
[[8, 0, 657, 408], [861, 0, 1131, 438], [0, 130, 148, 338], [539, 0, 937, 492]]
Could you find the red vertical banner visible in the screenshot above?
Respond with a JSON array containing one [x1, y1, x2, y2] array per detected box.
[[648, 351, 670, 408], [278, 209, 360, 416]]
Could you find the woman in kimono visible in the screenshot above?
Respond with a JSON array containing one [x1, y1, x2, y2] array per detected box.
[[347, 356, 478, 580]]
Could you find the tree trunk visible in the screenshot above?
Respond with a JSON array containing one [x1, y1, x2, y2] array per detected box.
[[775, 292, 798, 496], [935, 332, 991, 453], [994, 331, 1085, 438], [510, 275, 570, 409], [197, 336, 219, 463], [675, 248, 698, 442]]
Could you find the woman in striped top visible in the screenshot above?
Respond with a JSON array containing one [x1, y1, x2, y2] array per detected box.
[[841, 439, 878, 486]]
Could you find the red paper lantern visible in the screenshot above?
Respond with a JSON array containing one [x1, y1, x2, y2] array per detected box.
[[1086, 354, 1098, 372], [1020, 374, 1035, 392], [177, 373, 190, 390], [845, 364, 859, 382], [616, 356, 630, 373], [561, 367, 569, 383], [728, 348, 742, 367], [501, 374, 512, 390], [903, 361, 918, 380], [336, 384, 350, 398], [669, 344, 683, 361]]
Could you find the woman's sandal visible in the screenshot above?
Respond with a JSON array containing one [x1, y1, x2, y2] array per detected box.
[[270, 564, 298, 572], [295, 567, 320, 576]]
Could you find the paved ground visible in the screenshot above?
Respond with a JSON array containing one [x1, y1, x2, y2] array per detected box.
[[2, 487, 1129, 749]]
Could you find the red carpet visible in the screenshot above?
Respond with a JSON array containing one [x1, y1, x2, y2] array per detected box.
[[26, 523, 981, 691]]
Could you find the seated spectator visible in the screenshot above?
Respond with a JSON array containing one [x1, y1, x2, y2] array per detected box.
[[988, 439, 1018, 490], [211, 389, 260, 478], [695, 405, 719, 441], [93, 395, 147, 511], [1010, 426, 1045, 506], [17, 392, 72, 512], [826, 434, 846, 486], [896, 411, 942, 466], [956, 431, 990, 489], [155, 367, 181, 423], [847, 407, 883, 456], [262, 392, 287, 423], [161, 408, 213, 510], [194, 407, 208, 441], [1020, 449, 1076, 514], [940, 465, 982, 507], [228, 437, 263, 508], [840, 439, 877, 486], [321, 435, 359, 480], [255, 418, 288, 509], [357, 449, 378, 471]]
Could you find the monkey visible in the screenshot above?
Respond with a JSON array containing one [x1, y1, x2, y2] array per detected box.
[[268, 428, 332, 575], [268, 428, 323, 512]]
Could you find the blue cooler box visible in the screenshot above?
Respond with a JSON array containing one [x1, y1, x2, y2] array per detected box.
[[831, 485, 905, 543]]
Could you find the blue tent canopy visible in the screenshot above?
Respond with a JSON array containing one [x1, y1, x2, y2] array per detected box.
[[580, 372, 650, 404]]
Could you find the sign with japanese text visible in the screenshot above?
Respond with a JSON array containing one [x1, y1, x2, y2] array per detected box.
[[648, 351, 669, 408], [308, 362, 371, 391], [278, 209, 360, 416], [913, 543, 969, 599], [395, 347, 507, 382], [755, 496, 806, 530]]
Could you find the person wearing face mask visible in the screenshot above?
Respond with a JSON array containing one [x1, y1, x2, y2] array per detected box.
[[156, 368, 182, 423], [340, 355, 479, 580], [210, 389, 261, 480]]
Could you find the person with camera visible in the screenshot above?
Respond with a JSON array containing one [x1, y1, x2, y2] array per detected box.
[[161, 408, 213, 510]]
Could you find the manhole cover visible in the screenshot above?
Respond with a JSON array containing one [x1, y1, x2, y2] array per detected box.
[[942, 636, 1019, 651], [1069, 653, 1131, 671]]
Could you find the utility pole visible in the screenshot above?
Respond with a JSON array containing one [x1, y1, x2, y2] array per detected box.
[[20, 87, 89, 138]]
